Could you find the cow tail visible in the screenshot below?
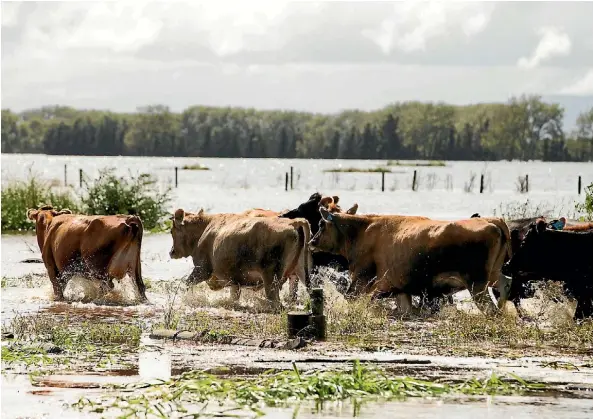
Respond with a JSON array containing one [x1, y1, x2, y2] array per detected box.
[[125, 215, 144, 241]]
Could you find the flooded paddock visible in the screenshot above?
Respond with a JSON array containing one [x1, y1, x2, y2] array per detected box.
[[2, 156, 593, 417]]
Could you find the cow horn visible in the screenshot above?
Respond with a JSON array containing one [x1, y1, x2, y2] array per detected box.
[[27, 209, 39, 220], [332, 195, 340, 204]]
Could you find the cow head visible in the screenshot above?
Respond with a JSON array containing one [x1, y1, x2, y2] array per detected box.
[[502, 218, 547, 277], [27, 205, 72, 227], [308, 206, 357, 255], [169, 208, 205, 259], [280, 192, 358, 235]]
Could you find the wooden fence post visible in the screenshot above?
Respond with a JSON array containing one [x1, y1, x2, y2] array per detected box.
[[290, 166, 294, 190], [79, 169, 83, 188], [480, 174, 484, 193], [64, 164, 67, 187], [381, 171, 385, 192], [525, 174, 529, 193], [578, 176, 582, 194], [175, 167, 178, 188], [412, 170, 417, 191], [285, 172, 289, 191]]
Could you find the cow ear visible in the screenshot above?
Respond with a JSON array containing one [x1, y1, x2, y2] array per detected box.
[[27, 209, 39, 221], [346, 203, 358, 215], [332, 196, 340, 204], [320, 206, 335, 223], [198, 208, 204, 216], [174, 209, 185, 226], [536, 219, 546, 233]]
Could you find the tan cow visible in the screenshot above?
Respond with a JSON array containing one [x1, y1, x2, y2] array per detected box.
[[309, 207, 512, 315], [26, 205, 147, 302], [239, 194, 351, 302], [168, 208, 311, 311]]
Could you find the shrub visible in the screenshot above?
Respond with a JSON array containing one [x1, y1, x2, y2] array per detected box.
[[81, 168, 171, 231], [576, 182, 593, 221], [1, 172, 80, 232]]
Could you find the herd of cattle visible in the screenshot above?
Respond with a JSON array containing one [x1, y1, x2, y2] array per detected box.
[[26, 192, 593, 320]]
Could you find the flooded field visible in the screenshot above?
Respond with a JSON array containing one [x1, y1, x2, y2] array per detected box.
[[2, 155, 593, 418], [2, 154, 592, 219]]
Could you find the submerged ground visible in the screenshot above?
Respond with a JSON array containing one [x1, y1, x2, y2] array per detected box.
[[2, 233, 593, 418]]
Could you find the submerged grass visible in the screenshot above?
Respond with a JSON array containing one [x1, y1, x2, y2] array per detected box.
[[386, 160, 446, 167], [324, 166, 392, 173], [73, 360, 548, 417], [181, 164, 210, 171]]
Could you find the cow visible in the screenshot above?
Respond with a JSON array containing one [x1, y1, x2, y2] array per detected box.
[[279, 193, 358, 276], [472, 213, 593, 305], [309, 208, 512, 316], [501, 219, 593, 319], [26, 205, 147, 303], [242, 193, 358, 298], [168, 208, 311, 312]]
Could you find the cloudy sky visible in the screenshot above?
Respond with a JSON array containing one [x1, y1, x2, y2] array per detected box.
[[2, 1, 592, 123]]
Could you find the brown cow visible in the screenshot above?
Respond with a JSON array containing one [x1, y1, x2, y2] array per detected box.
[[309, 207, 512, 315], [168, 208, 311, 311], [26, 205, 147, 302]]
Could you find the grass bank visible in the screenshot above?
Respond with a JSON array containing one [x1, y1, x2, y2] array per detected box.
[[181, 163, 210, 170]]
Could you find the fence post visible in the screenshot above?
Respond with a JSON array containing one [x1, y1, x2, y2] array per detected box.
[[381, 171, 385, 192], [175, 167, 178, 188], [79, 169, 83, 188], [480, 174, 484, 194], [290, 166, 294, 190], [578, 175, 582, 194], [525, 174, 529, 193], [64, 164, 67, 187], [285, 172, 289, 191], [412, 170, 417, 191]]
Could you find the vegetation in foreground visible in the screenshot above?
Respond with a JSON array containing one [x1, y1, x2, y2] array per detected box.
[[181, 163, 210, 170], [2, 97, 592, 162], [386, 160, 446, 167], [576, 182, 593, 220], [1, 168, 171, 232]]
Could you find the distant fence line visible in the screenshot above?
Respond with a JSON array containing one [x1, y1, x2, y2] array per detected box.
[[64, 164, 586, 195]]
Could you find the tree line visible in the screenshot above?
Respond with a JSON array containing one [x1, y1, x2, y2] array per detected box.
[[2, 95, 592, 162]]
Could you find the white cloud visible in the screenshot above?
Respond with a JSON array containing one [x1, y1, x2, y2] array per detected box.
[[517, 26, 572, 69], [558, 69, 593, 95], [362, 2, 494, 54]]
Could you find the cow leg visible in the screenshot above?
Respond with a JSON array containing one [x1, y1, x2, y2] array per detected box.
[[395, 293, 413, 315], [263, 265, 283, 313], [468, 278, 497, 315], [574, 293, 593, 320], [288, 275, 299, 304], [230, 284, 241, 302], [42, 248, 64, 301], [132, 258, 148, 303]]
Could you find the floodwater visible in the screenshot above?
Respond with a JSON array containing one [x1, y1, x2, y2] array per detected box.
[[2, 154, 592, 219], [2, 155, 593, 418]]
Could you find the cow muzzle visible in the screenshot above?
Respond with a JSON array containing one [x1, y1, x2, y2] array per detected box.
[[169, 247, 179, 259]]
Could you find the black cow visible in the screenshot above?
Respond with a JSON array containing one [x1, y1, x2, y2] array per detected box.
[[501, 219, 593, 319], [279, 193, 357, 281]]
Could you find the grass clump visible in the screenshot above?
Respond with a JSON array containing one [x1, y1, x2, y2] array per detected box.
[[73, 360, 548, 417], [181, 163, 210, 170], [1, 168, 172, 232], [386, 160, 446, 167], [324, 167, 391, 173], [576, 182, 593, 221], [81, 168, 171, 231], [1, 171, 80, 232]]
